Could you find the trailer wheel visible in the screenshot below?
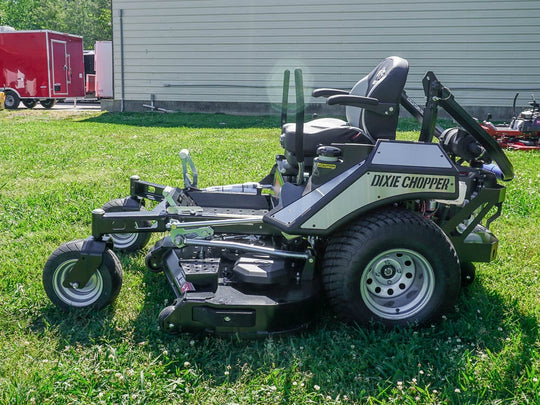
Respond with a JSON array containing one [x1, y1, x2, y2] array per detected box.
[[22, 99, 38, 109], [43, 239, 123, 311], [40, 99, 57, 109], [322, 208, 461, 327], [4, 90, 20, 109], [102, 198, 152, 253]]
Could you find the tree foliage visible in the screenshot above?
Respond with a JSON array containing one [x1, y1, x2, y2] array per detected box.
[[0, 0, 111, 49]]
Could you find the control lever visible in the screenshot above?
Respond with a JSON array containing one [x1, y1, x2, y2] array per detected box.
[[179, 149, 198, 188]]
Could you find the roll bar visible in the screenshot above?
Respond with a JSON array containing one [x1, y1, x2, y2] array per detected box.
[[400, 72, 514, 180]]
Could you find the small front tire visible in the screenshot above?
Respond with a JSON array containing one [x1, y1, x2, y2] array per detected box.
[[43, 239, 123, 311]]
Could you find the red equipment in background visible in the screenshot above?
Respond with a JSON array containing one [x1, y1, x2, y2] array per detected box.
[[480, 93, 540, 151], [0, 30, 85, 109]]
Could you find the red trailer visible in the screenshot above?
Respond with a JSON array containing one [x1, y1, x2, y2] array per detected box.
[[0, 30, 85, 109]]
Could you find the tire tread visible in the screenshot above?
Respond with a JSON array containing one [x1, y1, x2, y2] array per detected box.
[[322, 208, 460, 326]]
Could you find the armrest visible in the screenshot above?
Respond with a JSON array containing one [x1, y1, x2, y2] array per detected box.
[[327, 94, 379, 107], [328, 95, 399, 116], [312, 88, 349, 98]]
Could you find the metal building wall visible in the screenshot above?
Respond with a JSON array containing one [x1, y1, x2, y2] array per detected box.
[[109, 0, 540, 117]]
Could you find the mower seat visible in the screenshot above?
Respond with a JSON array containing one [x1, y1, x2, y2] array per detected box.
[[281, 56, 409, 168]]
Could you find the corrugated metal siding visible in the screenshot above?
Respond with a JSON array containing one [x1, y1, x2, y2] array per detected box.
[[111, 0, 540, 109]]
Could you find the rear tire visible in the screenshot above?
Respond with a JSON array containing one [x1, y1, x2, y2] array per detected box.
[[4, 90, 20, 109], [322, 208, 461, 327], [102, 198, 152, 253], [43, 240, 123, 311]]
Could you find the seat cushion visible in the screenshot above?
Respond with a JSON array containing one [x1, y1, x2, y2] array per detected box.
[[304, 117, 348, 128], [281, 118, 372, 157]]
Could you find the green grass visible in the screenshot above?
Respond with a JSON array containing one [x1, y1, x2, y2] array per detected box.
[[0, 109, 538, 404]]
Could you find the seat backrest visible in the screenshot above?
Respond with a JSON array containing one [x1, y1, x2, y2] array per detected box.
[[346, 56, 409, 140]]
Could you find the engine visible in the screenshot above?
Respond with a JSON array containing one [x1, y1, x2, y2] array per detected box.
[[510, 95, 540, 135]]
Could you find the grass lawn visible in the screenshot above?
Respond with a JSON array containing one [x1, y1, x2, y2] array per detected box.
[[0, 109, 538, 404]]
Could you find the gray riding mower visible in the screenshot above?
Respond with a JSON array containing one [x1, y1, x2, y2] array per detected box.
[[42, 56, 514, 337]]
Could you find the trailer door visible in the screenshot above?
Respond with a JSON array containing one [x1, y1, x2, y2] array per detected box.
[[51, 39, 69, 95]]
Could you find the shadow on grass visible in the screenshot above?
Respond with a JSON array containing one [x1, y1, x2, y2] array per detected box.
[[33, 306, 119, 343], [81, 111, 282, 129], [30, 265, 538, 402], [81, 111, 440, 133]]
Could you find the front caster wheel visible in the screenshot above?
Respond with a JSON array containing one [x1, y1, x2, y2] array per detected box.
[[322, 208, 461, 327], [102, 197, 152, 253], [43, 239, 123, 311]]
